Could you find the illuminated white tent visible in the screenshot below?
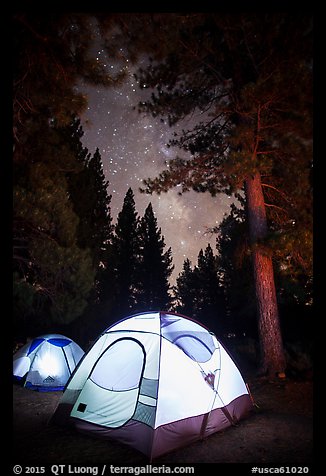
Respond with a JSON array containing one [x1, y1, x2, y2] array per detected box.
[[51, 312, 253, 459], [13, 334, 84, 391]]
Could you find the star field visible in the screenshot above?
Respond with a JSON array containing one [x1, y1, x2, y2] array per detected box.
[[79, 49, 233, 285]]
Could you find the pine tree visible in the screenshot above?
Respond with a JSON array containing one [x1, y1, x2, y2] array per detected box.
[[175, 258, 198, 318], [64, 132, 114, 340], [137, 203, 174, 311], [110, 188, 141, 319], [69, 147, 113, 269], [195, 244, 227, 337], [216, 204, 257, 339], [13, 122, 96, 335], [175, 245, 226, 337], [13, 13, 124, 337], [63, 119, 113, 271], [109, 13, 312, 376]]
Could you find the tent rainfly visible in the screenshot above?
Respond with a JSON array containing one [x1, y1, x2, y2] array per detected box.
[[13, 334, 84, 391], [51, 312, 253, 459]]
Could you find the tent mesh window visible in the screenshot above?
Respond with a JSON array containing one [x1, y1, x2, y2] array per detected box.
[[134, 401, 156, 427]]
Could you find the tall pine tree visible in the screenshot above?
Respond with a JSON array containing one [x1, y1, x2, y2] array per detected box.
[[216, 204, 257, 339], [110, 188, 141, 320], [137, 203, 174, 311], [175, 244, 226, 337], [13, 13, 124, 338], [175, 258, 198, 318], [13, 120, 96, 335], [195, 244, 227, 337], [63, 119, 113, 272], [107, 13, 312, 375], [69, 146, 113, 269]]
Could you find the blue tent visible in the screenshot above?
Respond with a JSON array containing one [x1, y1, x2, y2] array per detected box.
[[13, 334, 84, 391]]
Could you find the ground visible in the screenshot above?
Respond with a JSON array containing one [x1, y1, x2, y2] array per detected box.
[[12, 371, 313, 469]]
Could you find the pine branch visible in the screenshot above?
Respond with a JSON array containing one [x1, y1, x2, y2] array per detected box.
[[264, 203, 288, 213], [261, 183, 291, 203]]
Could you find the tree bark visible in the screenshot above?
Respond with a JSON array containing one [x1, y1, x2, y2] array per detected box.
[[245, 171, 286, 376]]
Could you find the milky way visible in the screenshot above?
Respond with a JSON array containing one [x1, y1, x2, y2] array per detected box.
[[79, 50, 234, 284]]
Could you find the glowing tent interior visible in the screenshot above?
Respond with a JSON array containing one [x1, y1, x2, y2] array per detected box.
[[13, 334, 84, 391], [51, 311, 253, 459]]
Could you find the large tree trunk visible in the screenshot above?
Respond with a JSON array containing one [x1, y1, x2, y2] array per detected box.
[[245, 172, 286, 376]]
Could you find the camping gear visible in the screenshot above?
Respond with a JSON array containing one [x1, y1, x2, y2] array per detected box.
[[51, 311, 253, 459], [13, 334, 84, 391]]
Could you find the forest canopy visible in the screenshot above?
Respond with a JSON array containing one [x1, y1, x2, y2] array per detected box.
[[13, 12, 312, 376]]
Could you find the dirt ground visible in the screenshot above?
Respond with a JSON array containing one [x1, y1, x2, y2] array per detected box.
[[11, 371, 313, 468]]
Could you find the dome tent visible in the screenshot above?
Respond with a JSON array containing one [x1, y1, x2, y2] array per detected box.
[[13, 334, 84, 391], [51, 312, 253, 459]]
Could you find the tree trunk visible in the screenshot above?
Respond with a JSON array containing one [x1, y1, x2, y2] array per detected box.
[[245, 172, 286, 376]]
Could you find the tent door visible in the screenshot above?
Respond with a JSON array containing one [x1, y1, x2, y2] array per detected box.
[[71, 338, 146, 428]]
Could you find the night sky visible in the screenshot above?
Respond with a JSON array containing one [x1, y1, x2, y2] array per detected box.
[[78, 46, 235, 284]]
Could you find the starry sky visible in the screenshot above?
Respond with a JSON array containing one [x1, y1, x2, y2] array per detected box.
[[78, 46, 234, 285]]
